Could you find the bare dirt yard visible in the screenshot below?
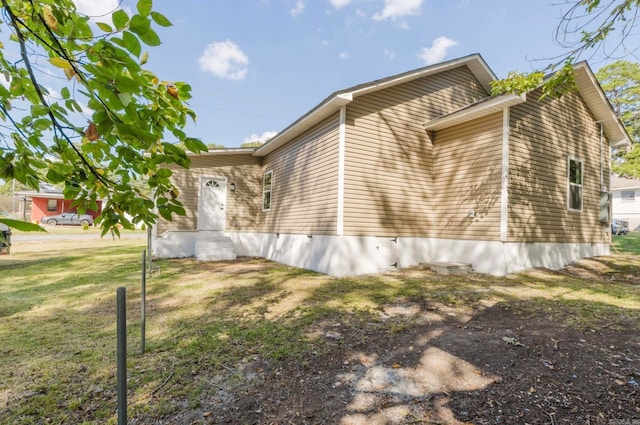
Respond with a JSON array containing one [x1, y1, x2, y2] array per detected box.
[[148, 259, 640, 425]]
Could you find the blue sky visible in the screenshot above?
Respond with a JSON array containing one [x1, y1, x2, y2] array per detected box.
[[73, 0, 626, 147]]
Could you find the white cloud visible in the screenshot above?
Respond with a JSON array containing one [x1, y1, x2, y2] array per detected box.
[[72, 0, 124, 21], [417, 36, 458, 65], [290, 0, 305, 18], [355, 9, 366, 17], [321, 40, 329, 47], [329, 0, 352, 8], [198, 40, 249, 81], [384, 49, 396, 59], [339, 51, 350, 60], [373, 0, 423, 21], [244, 131, 278, 145]]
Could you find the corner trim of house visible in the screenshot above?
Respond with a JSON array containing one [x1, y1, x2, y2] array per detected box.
[[337, 105, 346, 236], [500, 107, 510, 242]]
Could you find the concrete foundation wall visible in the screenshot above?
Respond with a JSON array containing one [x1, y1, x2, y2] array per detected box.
[[154, 230, 610, 276]]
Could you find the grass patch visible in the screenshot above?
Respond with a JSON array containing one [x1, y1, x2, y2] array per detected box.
[[612, 231, 640, 254], [1, 240, 640, 423]]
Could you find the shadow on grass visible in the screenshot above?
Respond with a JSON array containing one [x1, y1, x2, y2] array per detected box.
[[2, 254, 640, 424]]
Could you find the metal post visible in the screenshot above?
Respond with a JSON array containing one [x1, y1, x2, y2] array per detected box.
[[147, 226, 152, 276], [141, 250, 146, 354], [117, 287, 127, 425]]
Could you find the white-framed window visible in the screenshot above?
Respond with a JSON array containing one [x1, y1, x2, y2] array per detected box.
[[621, 190, 636, 202], [262, 170, 273, 211], [47, 199, 57, 212], [568, 157, 583, 212]]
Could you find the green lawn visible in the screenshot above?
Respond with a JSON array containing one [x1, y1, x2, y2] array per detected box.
[[612, 231, 640, 254], [1, 237, 640, 424]]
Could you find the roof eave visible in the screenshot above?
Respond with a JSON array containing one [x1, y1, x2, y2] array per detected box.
[[573, 62, 631, 146], [254, 93, 352, 157], [349, 53, 496, 97], [253, 54, 497, 157], [191, 148, 257, 156], [424, 93, 526, 131]]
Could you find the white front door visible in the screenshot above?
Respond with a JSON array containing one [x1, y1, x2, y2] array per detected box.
[[197, 176, 227, 231]]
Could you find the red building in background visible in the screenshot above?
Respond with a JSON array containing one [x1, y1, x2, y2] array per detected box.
[[15, 185, 102, 223]]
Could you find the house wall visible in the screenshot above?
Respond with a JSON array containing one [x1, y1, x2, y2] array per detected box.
[[260, 114, 340, 235], [343, 65, 490, 236], [508, 89, 610, 243], [611, 188, 640, 231], [156, 153, 263, 235], [31, 198, 101, 223], [432, 112, 504, 240]]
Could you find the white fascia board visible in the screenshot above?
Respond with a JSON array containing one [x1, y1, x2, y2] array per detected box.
[[612, 139, 631, 148], [424, 94, 525, 131], [254, 94, 352, 157], [190, 148, 257, 156], [15, 191, 65, 199]]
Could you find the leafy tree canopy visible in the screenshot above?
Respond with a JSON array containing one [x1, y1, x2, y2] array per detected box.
[[492, 1, 640, 98], [612, 143, 640, 177], [0, 0, 207, 235], [596, 60, 640, 143], [239, 141, 264, 148]]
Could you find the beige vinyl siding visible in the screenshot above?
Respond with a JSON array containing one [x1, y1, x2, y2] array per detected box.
[[432, 112, 503, 240], [343, 65, 490, 236], [261, 115, 340, 234], [508, 89, 609, 243], [156, 154, 262, 234]]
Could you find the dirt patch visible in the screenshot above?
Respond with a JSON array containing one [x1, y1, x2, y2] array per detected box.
[[148, 262, 640, 424]]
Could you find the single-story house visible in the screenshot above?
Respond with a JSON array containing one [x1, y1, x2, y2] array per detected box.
[[15, 184, 102, 223], [153, 53, 630, 276], [611, 175, 640, 231]]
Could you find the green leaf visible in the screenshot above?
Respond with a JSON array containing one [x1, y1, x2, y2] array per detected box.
[[112, 9, 129, 30], [129, 14, 150, 35], [118, 92, 132, 107], [157, 204, 173, 221], [184, 137, 207, 153], [60, 87, 70, 99], [156, 167, 172, 178], [49, 57, 72, 69], [96, 22, 113, 33], [151, 11, 171, 27], [32, 119, 51, 131], [0, 218, 46, 232], [137, 0, 153, 17], [31, 104, 49, 117], [46, 168, 66, 183], [140, 51, 149, 65], [122, 31, 141, 57], [138, 27, 161, 46]]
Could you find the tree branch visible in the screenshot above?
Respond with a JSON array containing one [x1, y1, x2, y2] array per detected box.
[[1, 0, 114, 187]]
